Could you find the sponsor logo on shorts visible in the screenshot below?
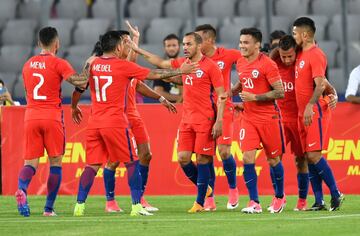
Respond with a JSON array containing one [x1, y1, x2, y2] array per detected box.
[[203, 147, 212, 151], [308, 142, 317, 147], [223, 136, 231, 140], [271, 150, 278, 155]]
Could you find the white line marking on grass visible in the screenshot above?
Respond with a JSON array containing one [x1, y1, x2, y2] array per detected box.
[[0, 214, 359, 224]]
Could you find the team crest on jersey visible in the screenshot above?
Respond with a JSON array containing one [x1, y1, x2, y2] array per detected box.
[[299, 60, 305, 69], [217, 61, 225, 70], [252, 69, 259, 78], [196, 69, 204, 78]]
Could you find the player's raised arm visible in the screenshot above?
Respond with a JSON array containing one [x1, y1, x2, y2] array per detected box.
[[126, 37, 172, 69], [126, 21, 140, 63], [136, 80, 177, 113]]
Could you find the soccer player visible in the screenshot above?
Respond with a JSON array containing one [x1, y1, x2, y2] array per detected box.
[[16, 26, 89, 217], [72, 30, 196, 216], [194, 24, 242, 210], [292, 17, 344, 211], [128, 32, 227, 213], [234, 28, 286, 214], [269, 30, 286, 51], [153, 34, 183, 103], [271, 35, 309, 211]]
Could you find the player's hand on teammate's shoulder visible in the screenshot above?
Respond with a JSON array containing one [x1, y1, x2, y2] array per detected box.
[[239, 91, 256, 102], [179, 59, 199, 74], [71, 105, 83, 125]]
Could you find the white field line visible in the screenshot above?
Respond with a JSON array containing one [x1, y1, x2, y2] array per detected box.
[[0, 214, 359, 224]]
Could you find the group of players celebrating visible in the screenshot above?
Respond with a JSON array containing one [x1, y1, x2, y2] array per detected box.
[[15, 16, 344, 217]]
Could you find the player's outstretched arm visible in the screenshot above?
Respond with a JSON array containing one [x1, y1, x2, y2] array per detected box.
[[146, 60, 198, 80], [212, 87, 227, 139], [67, 57, 94, 87], [303, 76, 326, 126], [136, 81, 177, 113], [126, 38, 171, 69], [162, 75, 183, 85]]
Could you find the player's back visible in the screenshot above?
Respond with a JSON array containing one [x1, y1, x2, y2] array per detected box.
[[87, 57, 150, 129], [22, 53, 75, 121], [236, 53, 281, 122]]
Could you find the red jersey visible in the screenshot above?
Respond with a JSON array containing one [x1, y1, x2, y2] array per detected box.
[[22, 53, 76, 122], [236, 53, 281, 122], [171, 56, 224, 124], [275, 58, 298, 122], [210, 47, 242, 92], [126, 78, 141, 120], [295, 45, 328, 115], [87, 57, 150, 129]]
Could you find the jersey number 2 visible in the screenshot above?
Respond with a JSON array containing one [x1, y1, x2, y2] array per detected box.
[[33, 73, 47, 100], [93, 75, 113, 102]]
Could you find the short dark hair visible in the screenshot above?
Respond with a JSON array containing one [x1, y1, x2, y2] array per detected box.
[[270, 30, 286, 43], [163, 34, 180, 44], [278, 35, 297, 51], [39, 27, 58, 47], [92, 41, 103, 56], [240, 27, 262, 43], [0, 79, 4, 86], [100, 30, 124, 53], [184, 32, 203, 44], [195, 24, 217, 39], [293, 17, 316, 34]]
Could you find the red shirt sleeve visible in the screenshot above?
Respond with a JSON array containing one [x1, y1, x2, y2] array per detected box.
[[229, 49, 242, 63], [264, 57, 281, 84], [170, 58, 185, 69], [209, 61, 224, 88], [124, 61, 151, 81], [56, 58, 76, 80], [310, 49, 327, 79]]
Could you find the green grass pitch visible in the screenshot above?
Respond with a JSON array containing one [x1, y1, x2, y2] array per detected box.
[[0, 195, 359, 236]]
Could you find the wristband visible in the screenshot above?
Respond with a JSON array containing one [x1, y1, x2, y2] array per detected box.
[[159, 96, 166, 103]]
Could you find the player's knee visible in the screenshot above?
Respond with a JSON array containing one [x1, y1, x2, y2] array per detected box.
[[49, 156, 62, 167], [218, 146, 231, 160], [295, 156, 308, 173], [139, 151, 152, 165], [178, 154, 191, 166], [306, 152, 321, 164], [105, 161, 119, 171], [243, 152, 256, 164], [267, 156, 281, 167]]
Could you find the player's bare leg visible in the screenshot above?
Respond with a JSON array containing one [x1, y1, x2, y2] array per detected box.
[[137, 142, 158, 212], [307, 151, 344, 211], [74, 164, 101, 216], [103, 161, 123, 213], [241, 150, 262, 213], [267, 156, 286, 213], [294, 156, 309, 211], [218, 144, 239, 210], [43, 156, 62, 216], [16, 159, 40, 217]]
